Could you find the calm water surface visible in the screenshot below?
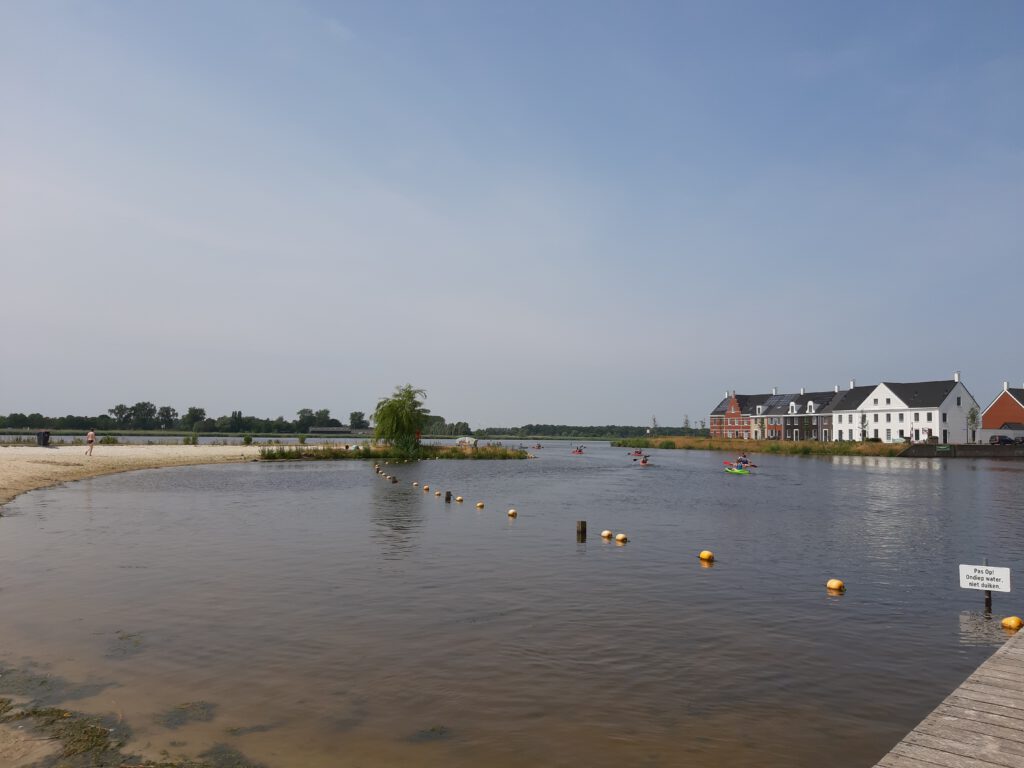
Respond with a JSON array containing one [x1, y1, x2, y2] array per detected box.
[[1, 444, 1022, 767]]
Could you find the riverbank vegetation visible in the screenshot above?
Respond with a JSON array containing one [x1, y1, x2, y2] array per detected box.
[[612, 436, 908, 457], [258, 443, 528, 461]]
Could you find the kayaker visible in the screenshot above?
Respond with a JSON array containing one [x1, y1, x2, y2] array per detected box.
[[736, 453, 750, 468]]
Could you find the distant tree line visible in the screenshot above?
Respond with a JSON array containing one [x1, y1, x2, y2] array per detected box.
[[0, 403, 372, 434]]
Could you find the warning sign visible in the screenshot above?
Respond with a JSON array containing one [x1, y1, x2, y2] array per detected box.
[[959, 564, 1011, 593]]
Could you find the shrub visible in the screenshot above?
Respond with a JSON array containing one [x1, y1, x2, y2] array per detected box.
[[98, 435, 118, 445], [242, 434, 253, 446], [659, 440, 676, 450]]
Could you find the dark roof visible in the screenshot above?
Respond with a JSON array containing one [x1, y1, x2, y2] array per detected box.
[[818, 389, 849, 414], [1000, 423, 1024, 430], [710, 393, 774, 415], [761, 393, 799, 416], [829, 385, 877, 412], [884, 380, 958, 408], [1009, 389, 1024, 406]]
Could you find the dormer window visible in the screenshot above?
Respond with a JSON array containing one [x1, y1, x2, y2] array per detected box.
[[756, 406, 762, 415], [806, 402, 815, 414], [789, 403, 797, 414]]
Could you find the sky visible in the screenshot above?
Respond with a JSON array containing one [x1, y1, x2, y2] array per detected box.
[[1, 1, 1022, 428]]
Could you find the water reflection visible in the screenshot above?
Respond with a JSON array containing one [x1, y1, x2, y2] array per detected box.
[[0, 447, 1021, 768]]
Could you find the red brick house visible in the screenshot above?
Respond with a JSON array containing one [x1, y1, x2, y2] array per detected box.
[[981, 382, 1024, 430], [709, 391, 772, 439]]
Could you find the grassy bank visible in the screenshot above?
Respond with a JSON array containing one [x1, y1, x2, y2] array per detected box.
[[612, 436, 907, 457], [258, 443, 529, 461]]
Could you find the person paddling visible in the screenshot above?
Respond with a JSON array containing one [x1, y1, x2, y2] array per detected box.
[[736, 452, 750, 468]]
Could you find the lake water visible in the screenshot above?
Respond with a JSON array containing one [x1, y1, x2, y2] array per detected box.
[[1, 444, 1022, 767]]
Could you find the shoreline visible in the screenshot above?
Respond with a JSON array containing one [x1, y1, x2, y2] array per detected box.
[[0, 444, 262, 509]]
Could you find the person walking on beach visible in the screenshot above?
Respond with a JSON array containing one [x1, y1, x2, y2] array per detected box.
[[85, 429, 95, 456]]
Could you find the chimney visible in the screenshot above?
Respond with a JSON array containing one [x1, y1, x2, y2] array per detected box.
[[834, 384, 839, 393], [725, 390, 730, 399], [1004, 381, 1009, 391], [954, 371, 960, 383], [799, 387, 805, 396], [849, 379, 855, 389], [772, 386, 777, 396]]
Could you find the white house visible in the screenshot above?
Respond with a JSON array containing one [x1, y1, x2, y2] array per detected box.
[[831, 373, 978, 444]]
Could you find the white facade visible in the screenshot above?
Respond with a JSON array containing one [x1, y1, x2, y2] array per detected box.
[[831, 376, 979, 444]]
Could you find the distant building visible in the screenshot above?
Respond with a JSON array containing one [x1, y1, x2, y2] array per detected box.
[[979, 381, 1024, 443], [711, 372, 979, 444]]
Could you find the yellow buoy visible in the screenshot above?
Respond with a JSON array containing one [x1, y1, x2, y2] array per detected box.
[[601, 530, 613, 539], [476, 502, 485, 509], [412, 482, 419, 487], [423, 485, 430, 492], [699, 550, 715, 562], [455, 496, 464, 503], [826, 578, 846, 592], [508, 508, 517, 517], [435, 491, 441, 497], [615, 533, 628, 543], [1002, 616, 1023, 631]]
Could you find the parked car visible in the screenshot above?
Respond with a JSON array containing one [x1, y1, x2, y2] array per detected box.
[[989, 435, 1014, 445], [1015, 436, 1024, 445]]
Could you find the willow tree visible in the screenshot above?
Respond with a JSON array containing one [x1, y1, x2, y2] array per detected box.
[[373, 384, 430, 455]]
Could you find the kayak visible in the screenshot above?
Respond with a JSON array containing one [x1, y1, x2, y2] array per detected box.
[[571, 450, 584, 455], [724, 467, 750, 474]]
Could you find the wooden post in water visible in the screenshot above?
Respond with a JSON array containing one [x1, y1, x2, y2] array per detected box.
[[985, 557, 993, 613], [445, 491, 452, 503], [577, 520, 587, 542]]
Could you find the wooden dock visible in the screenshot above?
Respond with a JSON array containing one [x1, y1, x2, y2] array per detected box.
[[874, 628, 1024, 767]]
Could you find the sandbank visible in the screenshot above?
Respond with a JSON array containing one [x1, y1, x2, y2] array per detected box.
[[0, 444, 262, 508]]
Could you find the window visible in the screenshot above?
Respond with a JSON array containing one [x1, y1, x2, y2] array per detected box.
[[873, 414, 879, 423], [942, 413, 947, 423], [786, 430, 791, 439], [886, 397, 891, 405], [886, 413, 891, 423], [898, 413, 904, 422], [873, 398, 878, 405], [756, 406, 762, 415], [956, 396, 961, 406], [873, 429, 879, 438], [914, 412, 920, 421], [899, 429, 904, 438], [886, 429, 891, 440], [838, 430, 844, 440], [927, 413, 933, 422]]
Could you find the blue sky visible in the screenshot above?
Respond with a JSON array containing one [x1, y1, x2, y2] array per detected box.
[[1, 1, 1021, 427]]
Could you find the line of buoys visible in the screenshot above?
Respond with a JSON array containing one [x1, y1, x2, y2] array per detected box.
[[1002, 616, 1022, 631]]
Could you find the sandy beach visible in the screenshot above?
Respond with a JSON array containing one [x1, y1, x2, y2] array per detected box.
[[0, 444, 262, 509]]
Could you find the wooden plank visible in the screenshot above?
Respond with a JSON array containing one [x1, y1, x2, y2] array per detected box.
[[889, 742, 1006, 768], [958, 683, 1024, 708], [945, 694, 1024, 722], [934, 703, 1024, 734], [971, 672, 1024, 691], [971, 666, 1024, 685], [915, 720, 1024, 756], [878, 751, 948, 768], [903, 731, 1024, 768], [920, 715, 1024, 748]]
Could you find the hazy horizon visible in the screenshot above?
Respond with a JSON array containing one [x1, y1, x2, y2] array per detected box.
[[3, 1, 1021, 426]]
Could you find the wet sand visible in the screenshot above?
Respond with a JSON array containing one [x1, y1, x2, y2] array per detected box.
[[0, 444, 262, 508]]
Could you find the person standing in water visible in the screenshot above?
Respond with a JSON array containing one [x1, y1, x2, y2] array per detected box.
[[85, 429, 96, 456]]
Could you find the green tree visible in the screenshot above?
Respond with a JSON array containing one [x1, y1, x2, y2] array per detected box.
[[109, 404, 130, 426], [157, 406, 178, 429], [129, 402, 158, 429], [967, 405, 980, 444], [313, 408, 332, 427], [373, 384, 430, 455], [295, 408, 316, 433], [349, 411, 369, 429], [181, 406, 206, 430]]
